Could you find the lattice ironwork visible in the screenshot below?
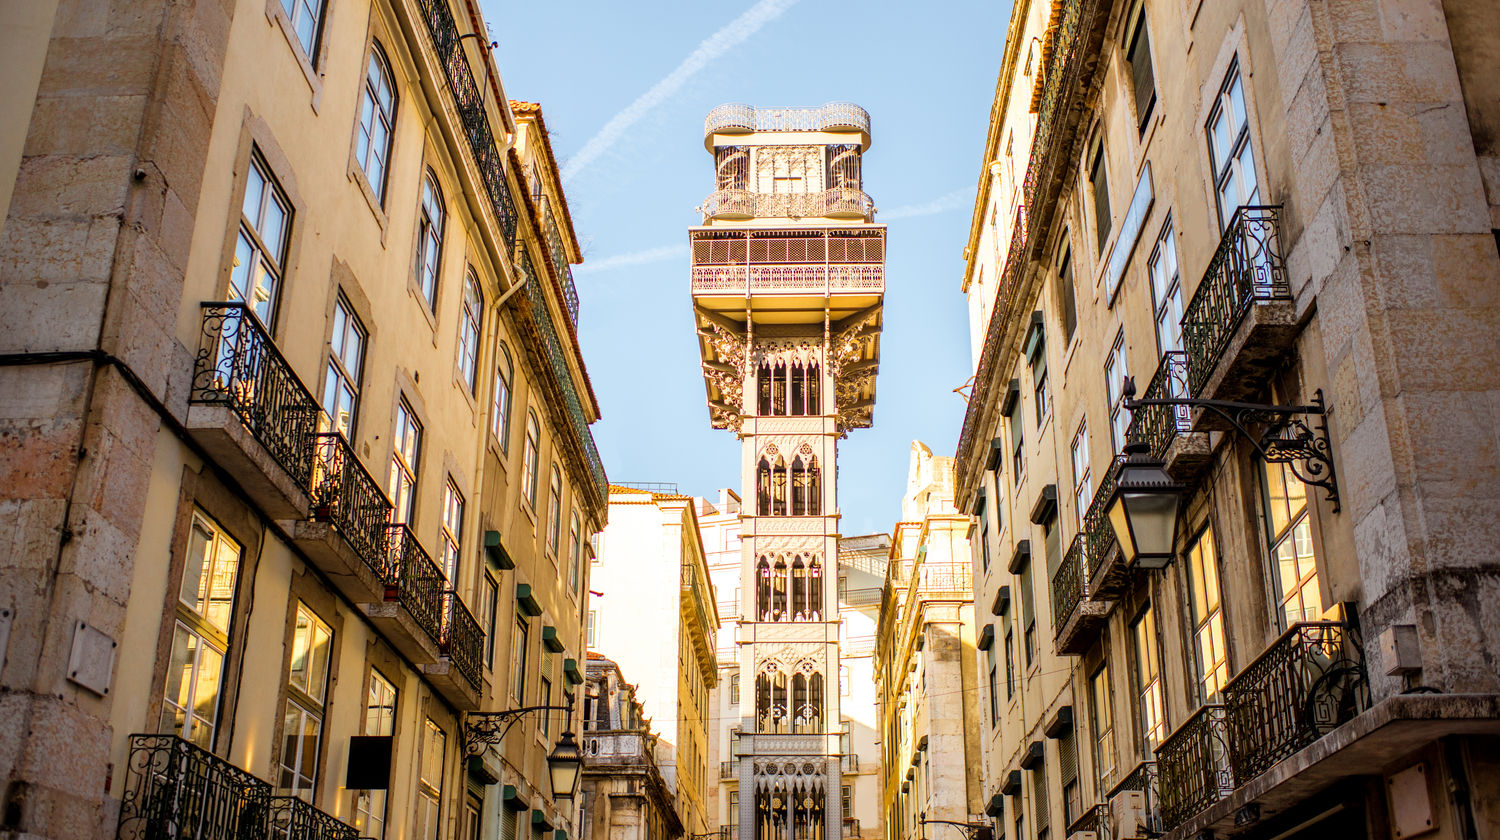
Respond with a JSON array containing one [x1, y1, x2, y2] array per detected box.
[[701, 188, 874, 220], [191, 303, 320, 489], [954, 206, 1027, 486], [384, 524, 444, 646], [1155, 705, 1233, 830], [116, 734, 272, 840], [538, 195, 580, 325], [439, 590, 484, 690], [1125, 352, 1192, 457], [1182, 206, 1289, 396], [1051, 533, 1087, 632], [268, 795, 358, 840], [1083, 458, 1120, 581], [690, 228, 885, 265], [1222, 621, 1367, 782], [1065, 802, 1108, 840], [705, 102, 870, 139], [310, 432, 392, 566]]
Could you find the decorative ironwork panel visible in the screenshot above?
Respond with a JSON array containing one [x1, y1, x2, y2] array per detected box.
[[116, 734, 273, 840], [191, 303, 320, 489], [539, 195, 580, 325], [310, 433, 392, 567], [268, 795, 358, 840], [705, 103, 870, 139], [954, 206, 1026, 484], [1083, 459, 1120, 580], [1051, 533, 1086, 633], [1182, 206, 1289, 396], [701, 188, 874, 220], [912, 562, 972, 599], [1222, 621, 1367, 782], [1125, 351, 1192, 457], [1155, 705, 1233, 830], [438, 590, 484, 690], [385, 524, 444, 646]]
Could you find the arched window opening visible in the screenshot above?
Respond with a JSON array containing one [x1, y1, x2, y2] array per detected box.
[[756, 785, 826, 840], [771, 457, 788, 516], [755, 673, 772, 732], [757, 558, 772, 621], [790, 363, 805, 416], [756, 670, 789, 734], [758, 364, 773, 416], [808, 558, 823, 621], [770, 558, 788, 621], [791, 456, 809, 515], [806, 364, 821, 414], [808, 673, 825, 732], [772, 362, 787, 415], [808, 456, 821, 516], [790, 556, 808, 619], [757, 458, 772, 516], [791, 673, 808, 733]]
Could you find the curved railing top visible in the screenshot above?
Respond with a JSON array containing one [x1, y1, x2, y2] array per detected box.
[[704, 102, 871, 147]]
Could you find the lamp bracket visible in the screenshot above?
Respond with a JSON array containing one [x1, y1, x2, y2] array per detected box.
[[1123, 388, 1339, 512], [464, 705, 575, 756], [920, 819, 992, 840]]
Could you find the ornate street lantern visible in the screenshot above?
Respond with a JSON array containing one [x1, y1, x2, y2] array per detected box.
[[1106, 442, 1185, 570]]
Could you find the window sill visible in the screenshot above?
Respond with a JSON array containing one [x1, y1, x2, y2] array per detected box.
[[347, 161, 389, 245], [265, 1, 324, 112]]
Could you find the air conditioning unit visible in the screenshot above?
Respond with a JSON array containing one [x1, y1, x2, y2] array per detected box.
[[1065, 831, 1098, 840], [1108, 789, 1147, 839]]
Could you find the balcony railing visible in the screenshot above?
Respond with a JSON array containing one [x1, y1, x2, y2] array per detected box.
[[1064, 802, 1105, 838], [414, 0, 518, 248], [704, 102, 870, 140], [1022, 0, 1090, 215], [1124, 351, 1192, 457], [1051, 533, 1087, 631], [690, 228, 885, 295], [912, 562, 972, 599], [384, 524, 445, 646], [1082, 459, 1120, 582], [538, 195, 580, 325], [681, 562, 717, 651], [701, 188, 874, 220], [721, 760, 737, 779], [116, 734, 351, 840], [309, 433, 392, 566], [841, 587, 883, 607], [438, 590, 484, 690], [1156, 704, 1233, 831], [1182, 206, 1290, 397], [581, 730, 649, 760], [1222, 621, 1367, 782], [954, 206, 1027, 486], [191, 303, 320, 488], [1108, 760, 1164, 838]]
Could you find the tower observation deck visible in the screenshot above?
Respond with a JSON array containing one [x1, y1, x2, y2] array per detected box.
[[690, 102, 884, 840]]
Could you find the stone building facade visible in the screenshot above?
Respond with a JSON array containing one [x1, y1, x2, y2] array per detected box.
[[690, 102, 885, 840], [955, 1, 1500, 839], [589, 486, 720, 839], [579, 654, 684, 840], [874, 443, 982, 840], [0, 1, 605, 838]]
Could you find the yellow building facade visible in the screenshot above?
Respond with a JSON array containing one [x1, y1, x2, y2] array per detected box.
[[958, 2, 1500, 840], [0, 1, 606, 838]]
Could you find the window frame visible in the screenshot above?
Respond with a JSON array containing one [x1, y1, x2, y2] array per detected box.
[[547, 464, 563, 557], [414, 170, 446, 312], [280, 603, 333, 800], [458, 272, 482, 392], [353, 668, 397, 839], [1147, 220, 1184, 356], [322, 294, 367, 438], [492, 342, 514, 451], [1185, 525, 1230, 702], [279, 0, 328, 64], [229, 149, 292, 329], [1206, 60, 1259, 231], [1261, 461, 1323, 628], [1088, 132, 1112, 252], [521, 413, 541, 510], [1105, 333, 1129, 454], [161, 510, 243, 751], [1070, 422, 1092, 533], [439, 479, 464, 582], [355, 43, 397, 206], [1124, 5, 1157, 132], [389, 398, 422, 524]]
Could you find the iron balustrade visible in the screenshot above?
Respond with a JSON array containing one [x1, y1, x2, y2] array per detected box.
[[1065, 802, 1107, 839], [721, 760, 737, 779], [1222, 620, 1367, 783], [1155, 705, 1233, 830], [704, 102, 870, 140], [414, 0, 519, 248], [1124, 351, 1192, 457], [701, 188, 875, 220], [954, 206, 1027, 486], [1182, 206, 1290, 397], [1021, 0, 1089, 215], [1109, 761, 1165, 837], [384, 524, 445, 646], [1082, 459, 1121, 581], [690, 228, 886, 265], [191, 303, 320, 488], [268, 795, 359, 840], [912, 562, 973, 598], [537, 195, 580, 325], [681, 563, 717, 651], [310, 432, 392, 567], [1051, 533, 1087, 632], [438, 590, 484, 690]]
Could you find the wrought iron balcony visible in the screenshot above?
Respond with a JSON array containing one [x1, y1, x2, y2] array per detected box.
[[309, 432, 392, 570], [1064, 802, 1105, 839], [1156, 704, 1233, 831], [189, 303, 320, 513], [1124, 352, 1192, 458], [704, 102, 870, 142], [581, 730, 650, 761], [1222, 621, 1367, 782], [1108, 761, 1164, 839], [1052, 533, 1109, 655], [116, 734, 352, 840], [438, 590, 484, 691], [538, 195, 580, 325], [701, 188, 875, 220], [689, 228, 885, 295], [384, 524, 445, 647], [911, 561, 972, 600], [1082, 459, 1122, 598], [954, 208, 1026, 489], [1182, 206, 1293, 402], [414, 0, 518, 249], [721, 760, 737, 779]]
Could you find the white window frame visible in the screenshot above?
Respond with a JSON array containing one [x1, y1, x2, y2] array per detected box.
[[355, 45, 396, 205]]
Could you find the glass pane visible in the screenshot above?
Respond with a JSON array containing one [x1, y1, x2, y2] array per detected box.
[[244, 163, 266, 222], [228, 231, 255, 304]]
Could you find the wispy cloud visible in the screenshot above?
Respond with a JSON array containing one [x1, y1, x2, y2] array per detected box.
[[561, 0, 801, 183], [879, 185, 977, 220], [574, 244, 689, 275]]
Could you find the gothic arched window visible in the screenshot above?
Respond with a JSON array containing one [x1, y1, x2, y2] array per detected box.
[[770, 557, 788, 621], [791, 456, 809, 515], [757, 557, 772, 621], [807, 557, 823, 621], [790, 556, 808, 619], [807, 364, 821, 414], [790, 363, 805, 416], [758, 363, 773, 416], [772, 362, 787, 415], [771, 456, 788, 516], [757, 458, 772, 516]]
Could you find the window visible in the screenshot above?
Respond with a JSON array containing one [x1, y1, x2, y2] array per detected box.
[[1125, 7, 1156, 131], [492, 343, 514, 450], [280, 604, 333, 800], [1030, 757, 1049, 839], [729, 671, 740, 705], [389, 399, 421, 523], [511, 616, 529, 700], [1004, 627, 1015, 700], [439, 480, 464, 581], [416, 720, 445, 839], [839, 665, 850, 696], [586, 610, 597, 648], [1186, 527, 1229, 700], [414, 172, 445, 310], [1105, 334, 1129, 453], [1059, 729, 1080, 826], [1030, 339, 1049, 425], [547, 466, 562, 555], [1070, 423, 1092, 532], [1147, 223, 1183, 354], [522, 413, 540, 508], [842, 785, 853, 816], [354, 670, 397, 839], [1089, 664, 1114, 790], [502, 805, 518, 840], [569, 510, 583, 594], [477, 574, 498, 670], [1019, 558, 1036, 666], [1131, 606, 1166, 750], [322, 296, 366, 437], [230, 150, 290, 327], [1057, 245, 1077, 344], [1088, 134, 1112, 251], [978, 505, 991, 572], [355, 46, 396, 204], [1264, 462, 1322, 626], [986, 642, 999, 726], [458, 274, 482, 391], [729, 791, 740, 835], [539, 652, 554, 735], [1207, 62, 1259, 230], [162, 511, 241, 749], [1009, 405, 1025, 486], [280, 0, 326, 60]]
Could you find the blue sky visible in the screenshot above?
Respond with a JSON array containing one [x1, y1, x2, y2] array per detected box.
[[483, 0, 1012, 535]]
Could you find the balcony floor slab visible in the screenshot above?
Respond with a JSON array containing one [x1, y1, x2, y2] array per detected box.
[[1163, 693, 1500, 840], [1191, 300, 1298, 429], [361, 600, 440, 666], [186, 404, 309, 520], [289, 520, 386, 605], [1055, 600, 1111, 657], [1163, 432, 1213, 481], [421, 660, 482, 711]]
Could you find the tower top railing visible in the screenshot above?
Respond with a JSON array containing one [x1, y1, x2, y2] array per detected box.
[[704, 102, 871, 148]]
